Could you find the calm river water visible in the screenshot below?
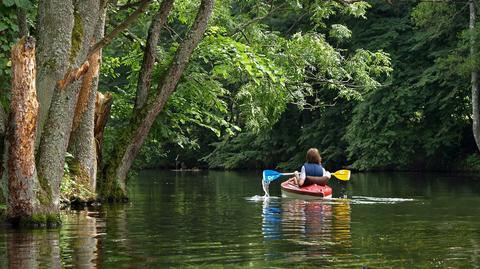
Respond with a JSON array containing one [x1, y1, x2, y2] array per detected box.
[[1, 170, 480, 268]]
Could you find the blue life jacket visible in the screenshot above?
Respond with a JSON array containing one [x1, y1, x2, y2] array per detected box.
[[304, 163, 324, 177]]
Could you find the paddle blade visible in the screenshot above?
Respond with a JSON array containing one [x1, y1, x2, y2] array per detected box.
[[262, 170, 283, 183], [332, 170, 351, 181]]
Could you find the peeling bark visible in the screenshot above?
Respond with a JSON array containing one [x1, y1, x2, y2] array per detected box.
[[5, 37, 41, 221], [101, 0, 215, 199], [94, 91, 113, 167], [135, 0, 175, 111], [68, 2, 108, 192]]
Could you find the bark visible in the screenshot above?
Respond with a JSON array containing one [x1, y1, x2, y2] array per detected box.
[[68, 2, 108, 193], [101, 0, 215, 200], [134, 0, 175, 111], [94, 91, 113, 167], [36, 0, 100, 212], [4, 37, 41, 222], [470, 0, 480, 151], [0, 104, 6, 201], [35, 0, 75, 147], [17, 8, 29, 37]]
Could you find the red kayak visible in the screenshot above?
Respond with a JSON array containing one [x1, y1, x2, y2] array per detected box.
[[281, 181, 332, 199]]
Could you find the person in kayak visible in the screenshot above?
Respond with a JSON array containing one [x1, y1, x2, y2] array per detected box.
[[290, 148, 331, 187]]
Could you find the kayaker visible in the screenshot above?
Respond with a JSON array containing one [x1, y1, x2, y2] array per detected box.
[[290, 148, 331, 187]]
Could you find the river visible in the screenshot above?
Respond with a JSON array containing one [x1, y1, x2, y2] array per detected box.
[[0, 170, 479, 268]]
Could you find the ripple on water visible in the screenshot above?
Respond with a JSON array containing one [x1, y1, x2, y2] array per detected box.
[[350, 196, 415, 204]]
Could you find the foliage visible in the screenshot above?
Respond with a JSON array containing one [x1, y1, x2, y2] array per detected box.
[[0, 5, 17, 107], [1, 0, 475, 173], [344, 0, 473, 170], [61, 153, 95, 202], [201, 0, 391, 170]]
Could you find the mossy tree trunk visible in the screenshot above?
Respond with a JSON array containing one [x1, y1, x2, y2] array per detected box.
[[100, 0, 215, 200], [67, 2, 107, 195], [35, 0, 76, 147], [3, 0, 153, 226], [36, 0, 100, 214]]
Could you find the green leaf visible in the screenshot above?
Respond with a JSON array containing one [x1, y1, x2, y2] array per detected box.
[[0, 22, 8, 31], [3, 0, 15, 7], [14, 0, 31, 9]]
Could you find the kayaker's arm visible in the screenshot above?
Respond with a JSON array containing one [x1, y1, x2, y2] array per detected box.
[[297, 166, 306, 186]]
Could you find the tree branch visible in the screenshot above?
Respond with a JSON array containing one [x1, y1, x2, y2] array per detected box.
[[231, 3, 286, 35], [87, 0, 152, 59], [135, 0, 175, 110]]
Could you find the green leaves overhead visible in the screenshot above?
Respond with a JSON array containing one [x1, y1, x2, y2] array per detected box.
[[99, 0, 392, 169], [2, 0, 31, 9]]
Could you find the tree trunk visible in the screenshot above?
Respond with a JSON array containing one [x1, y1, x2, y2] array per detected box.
[[36, 0, 100, 213], [35, 0, 75, 147], [4, 37, 44, 225], [100, 0, 215, 200], [470, 0, 480, 151], [16, 7, 29, 37], [134, 0, 175, 111], [0, 104, 7, 202], [68, 2, 108, 194], [94, 91, 113, 168]]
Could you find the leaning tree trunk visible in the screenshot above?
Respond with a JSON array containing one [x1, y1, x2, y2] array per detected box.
[[100, 0, 215, 200], [4, 37, 44, 225], [469, 0, 480, 151], [67, 2, 107, 195]]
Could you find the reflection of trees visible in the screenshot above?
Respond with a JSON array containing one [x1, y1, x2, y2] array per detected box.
[[60, 209, 101, 268], [7, 229, 61, 269], [4, 208, 104, 268]]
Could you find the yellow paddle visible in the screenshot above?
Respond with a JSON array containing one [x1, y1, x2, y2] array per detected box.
[[331, 170, 351, 181]]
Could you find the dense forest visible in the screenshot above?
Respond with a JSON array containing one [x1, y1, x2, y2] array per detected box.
[[0, 0, 479, 225], [98, 0, 480, 172]]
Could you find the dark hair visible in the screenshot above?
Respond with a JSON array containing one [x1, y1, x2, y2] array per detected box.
[[306, 148, 322, 164]]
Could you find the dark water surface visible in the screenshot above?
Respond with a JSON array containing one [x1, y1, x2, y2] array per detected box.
[[1, 171, 480, 268]]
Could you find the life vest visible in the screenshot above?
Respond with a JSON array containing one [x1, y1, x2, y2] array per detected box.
[[304, 163, 324, 177]]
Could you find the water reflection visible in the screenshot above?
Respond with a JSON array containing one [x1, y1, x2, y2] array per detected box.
[[3, 209, 103, 269], [1, 171, 479, 268], [7, 229, 61, 269], [262, 198, 352, 263]]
